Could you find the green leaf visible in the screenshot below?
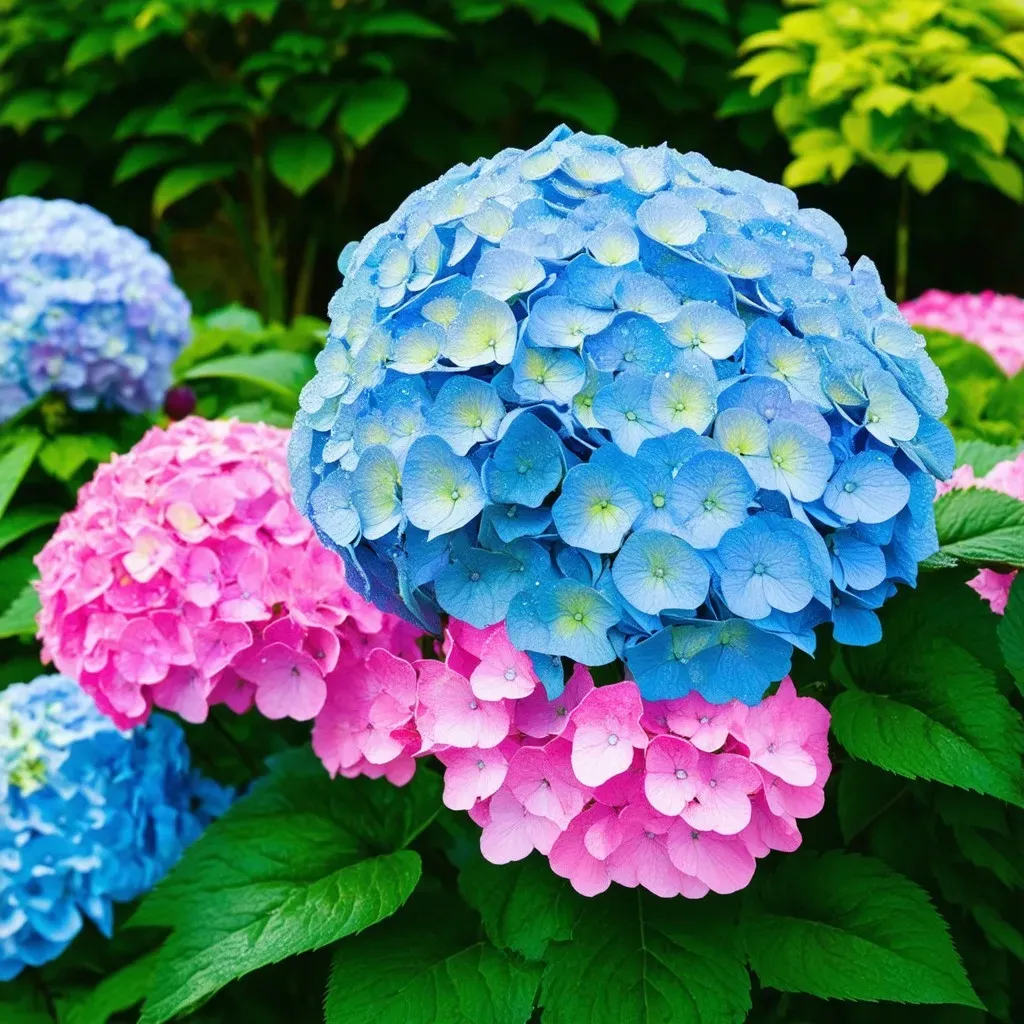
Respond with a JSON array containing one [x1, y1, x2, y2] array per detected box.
[[0, 583, 40, 640], [907, 150, 949, 193], [929, 489, 1024, 569], [956, 438, 1024, 475], [65, 951, 159, 1024], [0, 90, 58, 133], [181, 350, 315, 401], [0, 979, 53, 1024], [64, 28, 117, 72], [743, 852, 982, 1007], [4, 161, 53, 197], [357, 12, 453, 39], [340, 79, 410, 148], [541, 890, 750, 1024], [735, 51, 806, 95], [325, 896, 541, 1024], [37, 434, 114, 481], [0, 433, 42, 519], [537, 72, 617, 134], [0, 508, 61, 554], [836, 759, 909, 844], [458, 854, 577, 960], [973, 153, 1024, 201], [999, 576, 1024, 695], [152, 163, 236, 218], [529, 0, 601, 41], [268, 133, 335, 196], [832, 640, 1024, 807], [113, 142, 184, 185], [137, 752, 439, 1024]]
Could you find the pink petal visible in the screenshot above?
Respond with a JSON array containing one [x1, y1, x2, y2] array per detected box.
[[643, 735, 700, 816], [246, 642, 327, 721], [479, 789, 560, 864], [667, 824, 756, 895]]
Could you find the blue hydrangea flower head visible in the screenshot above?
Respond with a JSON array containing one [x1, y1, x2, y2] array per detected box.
[[0, 675, 231, 979], [0, 198, 191, 423], [289, 125, 953, 705]]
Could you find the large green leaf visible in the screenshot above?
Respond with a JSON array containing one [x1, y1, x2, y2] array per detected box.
[[180, 350, 315, 401], [0, 432, 43, 519], [136, 752, 440, 1024], [743, 852, 981, 1006], [0, 583, 40, 640], [340, 79, 409, 148], [926, 489, 1024, 569], [458, 853, 577, 960], [540, 890, 750, 1024], [325, 896, 540, 1024], [999, 575, 1024, 695], [113, 142, 185, 185], [832, 640, 1024, 806], [268, 133, 335, 196]]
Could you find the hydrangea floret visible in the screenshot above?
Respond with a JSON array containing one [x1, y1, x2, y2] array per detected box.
[[937, 451, 1024, 614], [35, 417, 420, 734], [0, 197, 191, 423], [289, 125, 954, 705], [312, 620, 831, 898], [901, 290, 1024, 376], [0, 674, 230, 979]]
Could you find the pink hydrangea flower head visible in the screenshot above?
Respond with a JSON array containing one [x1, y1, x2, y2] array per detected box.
[[570, 681, 648, 786], [35, 417, 421, 744], [932, 451, 1024, 614], [901, 290, 1024, 376]]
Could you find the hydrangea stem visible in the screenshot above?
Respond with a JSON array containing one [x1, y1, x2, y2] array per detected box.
[[895, 174, 911, 304]]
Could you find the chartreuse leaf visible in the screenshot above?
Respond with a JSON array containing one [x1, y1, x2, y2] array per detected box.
[[181, 350, 315, 401], [834, 624, 1024, 807], [0, 432, 42, 518], [999, 576, 1024, 696], [268, 133, 335, 196], [926, 489, 1024, 569], [540, 890, 750, 1024], [325, 894, 540, 1024], [743, 852, 982, 1007], [458, 853, 578, 960], [38, 434, 115, 481], [65, 950, 160, 1024], [136, 751, 440, 1024]]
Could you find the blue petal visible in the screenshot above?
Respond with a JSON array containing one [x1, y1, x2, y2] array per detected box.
[[592, 373, 666, 455], [426, 376, 505, 455], [585, 313, 675, 375], [309, 470, 360, 548], [823, 452, 910, 524], [351, 445, 402, 540], [445, 289, 518, 367], [552, 461, 643, 553], [511, 344, 586, 405], [612, 529, 710, 614], [669, 450, 755, 548], [527, 295, 614, 348], [402, 435, 485, 539], [472, 247, 545, 301], [435, 544, 528, 628], [507, 579, 618, 665], [483, 412, 565, 507]]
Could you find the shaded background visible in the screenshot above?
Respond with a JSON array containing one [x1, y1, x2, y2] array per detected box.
[[1, 0, 1020, 321]]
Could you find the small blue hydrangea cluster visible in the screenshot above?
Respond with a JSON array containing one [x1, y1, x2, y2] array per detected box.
[[0, 197, 191, 423], [0, 675, 230, 979], [289, 126, 953, 705]]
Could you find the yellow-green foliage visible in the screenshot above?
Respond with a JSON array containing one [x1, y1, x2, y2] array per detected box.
[[735, 0, 1024, 197]]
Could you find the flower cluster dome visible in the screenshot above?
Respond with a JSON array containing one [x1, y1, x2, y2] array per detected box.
[[0, 674, 229, 979], [36, 417, 420, 731], [312, 621, 831, 899], [901, 289, 1024, 377], [0, 197, 191, 423], [289, 126, 953, 706], [937, 451, 1024, 614]]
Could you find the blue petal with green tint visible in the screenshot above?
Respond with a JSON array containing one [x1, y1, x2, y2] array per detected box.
[[507, 579, 618, 665], [552, 462, 643, 553], [351, 445, 402, 540], [612, 529, 710, 615], [426, 376, 505, 455], [402, 436, 485, 539], [669, 450, 755, 548]]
